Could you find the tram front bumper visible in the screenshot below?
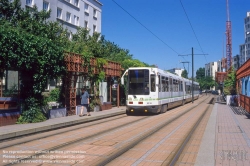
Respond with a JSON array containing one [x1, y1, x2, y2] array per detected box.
[[126, 105, 161, 114]]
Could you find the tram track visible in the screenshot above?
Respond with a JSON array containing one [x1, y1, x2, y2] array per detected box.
[[103, 96, 213, 166], [1, 96, 212, 166], [167, 101, 213, 166], [1, 115, 152, 166], [88, 96, 212, 165]]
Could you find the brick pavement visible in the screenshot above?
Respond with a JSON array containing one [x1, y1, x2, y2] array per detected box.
[[195, 98, 250, 166]]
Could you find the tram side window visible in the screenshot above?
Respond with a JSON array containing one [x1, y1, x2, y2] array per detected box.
[[150, 74, 156, 92], [185, 83, 190, 94], [173, 79, 175, 92], [177, 81, 179, 91], [169, 78, 172, 92], [166, 77, 169, 91], [161, 76, 165, 92], [180, 81, 183, 91], [176, 80, 179, 92], [158, 75, 161, 92], [173, 79, 178, 92]]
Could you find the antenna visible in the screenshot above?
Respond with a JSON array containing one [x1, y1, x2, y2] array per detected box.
[[226, 0, 232, 71]]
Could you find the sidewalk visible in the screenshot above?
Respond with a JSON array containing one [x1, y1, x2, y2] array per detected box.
[[195, 97, 250, 166], [0, 106, 126, 141]]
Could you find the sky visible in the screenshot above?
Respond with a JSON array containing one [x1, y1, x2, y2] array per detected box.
[[100, 0, 250, 77]]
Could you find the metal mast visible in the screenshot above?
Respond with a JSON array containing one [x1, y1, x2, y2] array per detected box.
[[226, 0, 232, 71]]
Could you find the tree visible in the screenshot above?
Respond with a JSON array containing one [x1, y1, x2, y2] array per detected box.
[[196, 67, 205, 80], [223, 68, 236, 95], [0, 0, 68, 123], [197, 76, 215, 90], [181, 69, 188, 78]]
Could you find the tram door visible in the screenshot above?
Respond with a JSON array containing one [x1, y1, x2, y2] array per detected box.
[[169, 77, 173, 98]]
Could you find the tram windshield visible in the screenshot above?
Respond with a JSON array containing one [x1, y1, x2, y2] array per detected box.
[[128, 69, 149, 95]]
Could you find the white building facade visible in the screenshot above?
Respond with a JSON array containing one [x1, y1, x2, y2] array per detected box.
[[205, 62, 218, 79], [21, 0, 102, 36], [217, 60, 223, 72], [239, 12, 250, 66], [168, 68, 185, 77], [205, 62, 218, 90]]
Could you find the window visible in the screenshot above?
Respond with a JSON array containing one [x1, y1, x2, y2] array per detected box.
[[93, 9, 97, 18], [74, 15, 79, 25], [43, 1, 49, 11], [166, 77, 169, 92], [161, 76, 165, 92], [158, 75, 161, 92], [65, 0, 70, 2], [169, 78, 173, 92], [66, 32, 72, 39], [151, 75, 156, 92], [84, 21, 88, 29], [85, 3, 89, 13], [57, 8, 62, 19], [66, 12, 71, 23], [26, 0, 33, 6], [179, 81, 183, 91], [93, 25, 96, 32], [74, 0, 79, 7], [128, 69, 149, 95]]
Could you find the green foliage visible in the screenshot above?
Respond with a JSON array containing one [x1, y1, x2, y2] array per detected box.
[[49, 88, 60, 102], [223, 68, 236, 95], [43, 88, 61, 104], [197, 76, 215, 90], [17, 97, 46, 123], [0, 0, 67, 123], [122, 59, 148, 69], [196, 68, 205, 80], [181, 69, 188, 78]]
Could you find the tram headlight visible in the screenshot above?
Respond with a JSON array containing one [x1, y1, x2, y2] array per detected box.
[[131, 109, 134, 112], [145, 110, 148, 113]]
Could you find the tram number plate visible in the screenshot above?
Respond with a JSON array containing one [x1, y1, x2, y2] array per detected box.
[[147, 102, 152, 104]]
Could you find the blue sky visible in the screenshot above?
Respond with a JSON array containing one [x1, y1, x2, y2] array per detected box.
[[100, 0, 249, 77]]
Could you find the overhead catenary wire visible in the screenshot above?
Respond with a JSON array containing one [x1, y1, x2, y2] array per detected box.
[[111, 0, 180, 55], [179, 0, 208, 63]]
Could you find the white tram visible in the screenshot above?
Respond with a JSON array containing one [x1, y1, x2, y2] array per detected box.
[[121, 67, 200, 114]]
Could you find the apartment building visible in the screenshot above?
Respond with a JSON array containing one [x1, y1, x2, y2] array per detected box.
[[205, 62, 218, 90], [232, 55, 240, 70], [21, 0, 102, 36], [205, 62, 217, 78], [239, 12, 250, 66]]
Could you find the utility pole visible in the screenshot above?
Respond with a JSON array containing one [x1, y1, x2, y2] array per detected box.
[[179, 47, 208, 103]]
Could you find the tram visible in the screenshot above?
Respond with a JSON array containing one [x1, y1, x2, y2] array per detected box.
[[121, 67, 200, 114]]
